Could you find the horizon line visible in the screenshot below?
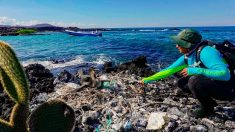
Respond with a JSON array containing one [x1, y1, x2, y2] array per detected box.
[[1, 24, 235, 29]]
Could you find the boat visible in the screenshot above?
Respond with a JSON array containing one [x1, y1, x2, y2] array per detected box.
[[65, 30, 102, 37]]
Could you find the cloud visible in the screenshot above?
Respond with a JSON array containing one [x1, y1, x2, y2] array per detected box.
[[0, 16, 17, 25], [0, 16, 97, 27], [0, 16, 41, 26]]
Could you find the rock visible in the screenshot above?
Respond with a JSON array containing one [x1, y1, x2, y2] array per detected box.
[[81, 104, 92, 111], [168, 114, 179, 120], [54, 82, 81, 93], [0, 83, 14, 120], [51, 59, 65, 64], [190, 125, 208, 132], [114, 106, 123, 113], [123, 120, 132, 131], [167, 107, 185, 117], [163, 98, 180, 106], [65, 82, 81, 89], [82, 111, 100, 126], [157, 105, 168, 112], [146, 112, 168, 130], [112, 122, 123, 131], [225, 120, 235, 129], [110, 100, 118, 107], [221, 130, 229, 132], [169, 28, 180, 31], [220, 107, 235, 120], [164, 120, 178, 132], [201, 118, 225, 132], [116, 56, 154, 77], [0, 98, 14, 120], [53, 70, 78, 84], [25, 63, 53, 78], [35, 26, 64, 32], [173, 125, 190, 132], [201, 118, 216, 130], [188, 97, 197, 104], [34, 93, 49, 103], [24, 63, 55, 99], [103, 62, 116, 73], [136, 118, 147, 128]]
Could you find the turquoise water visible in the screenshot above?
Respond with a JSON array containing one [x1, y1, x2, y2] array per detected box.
[[0, 26, 235, 72]]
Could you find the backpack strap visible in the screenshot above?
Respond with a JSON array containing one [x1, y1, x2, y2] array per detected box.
[[184, 45, 207, 67], [196, 45, 207, 68], [183, 40, 209, 66], [184, 55, 188, 65]]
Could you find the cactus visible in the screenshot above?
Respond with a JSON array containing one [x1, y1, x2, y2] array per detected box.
[[10, 104, 29, 132], [27, 100, 75, 132], [0, 41, 75, 132], [0, 41, 30, 132], [0, 41, 29, 104]]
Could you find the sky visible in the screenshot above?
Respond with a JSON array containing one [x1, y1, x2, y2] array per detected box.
[[0, 0, 235, 28]]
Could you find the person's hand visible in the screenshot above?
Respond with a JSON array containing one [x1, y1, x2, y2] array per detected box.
[[138, 80, 145, 86], [180, 68, 188, 77]]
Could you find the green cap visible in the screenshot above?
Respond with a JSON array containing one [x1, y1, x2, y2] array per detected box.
[[171, 29, 202, 48]]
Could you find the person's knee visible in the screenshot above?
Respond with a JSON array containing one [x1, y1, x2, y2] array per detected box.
[[177, 76, 189, 88], [188, 75, 204, 92]]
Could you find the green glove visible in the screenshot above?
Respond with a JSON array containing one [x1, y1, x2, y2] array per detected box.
[[142, 64, 187, 83]]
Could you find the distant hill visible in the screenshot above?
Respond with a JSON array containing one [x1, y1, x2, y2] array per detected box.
[[0, 23, 58, 28], [29, 23, 57, 28], [29, 23, 64, 31]]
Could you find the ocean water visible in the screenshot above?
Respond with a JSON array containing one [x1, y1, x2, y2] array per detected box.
[[1, 26, 235, 74]]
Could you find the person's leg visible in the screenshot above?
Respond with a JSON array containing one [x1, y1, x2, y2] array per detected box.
[[187, 75, 217, 118], [177, 76, 191, 94], [208, 78, 235, 101], [187, 75, 235, 118]]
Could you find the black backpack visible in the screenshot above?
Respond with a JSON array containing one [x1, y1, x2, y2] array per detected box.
[[185, 40, 235, 76]]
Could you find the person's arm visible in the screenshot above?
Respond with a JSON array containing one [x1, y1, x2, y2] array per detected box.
[[142, 55, 186, 83], [187, 46, 231, 81]]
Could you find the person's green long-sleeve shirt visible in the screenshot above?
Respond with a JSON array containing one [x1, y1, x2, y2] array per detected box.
[[142, 46, 231, 83]]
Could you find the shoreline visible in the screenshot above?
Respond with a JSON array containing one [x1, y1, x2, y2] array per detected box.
[[0, 26, 107, 36], [1, 56, 235, 131]]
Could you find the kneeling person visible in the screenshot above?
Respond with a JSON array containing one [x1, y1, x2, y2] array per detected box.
[[141, 29, 235, 118]]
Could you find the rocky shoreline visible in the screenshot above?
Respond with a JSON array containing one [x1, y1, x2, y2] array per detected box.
[[0, 56, 235, 132], [0, 25, 108, 36], [0, 24, 179, 36]]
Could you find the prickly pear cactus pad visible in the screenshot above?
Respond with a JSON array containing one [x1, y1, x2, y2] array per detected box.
[[0, 41, 29, 104], [0, 41, 30, 132], [27, 100, 75, 132]]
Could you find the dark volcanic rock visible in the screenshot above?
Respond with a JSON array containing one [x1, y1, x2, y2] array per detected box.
[[24, 63, 55, 100], [53, 70, 75, 84], [164, 120, 178, 132], [51, 59, 65, 64], [116, 56, 154, 77], [103, 62, 116, 73], [35, 26, 64, 32], [0, 27, 19, 36], [0, 25, 64, 36], [0, 83, 14, 120]]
